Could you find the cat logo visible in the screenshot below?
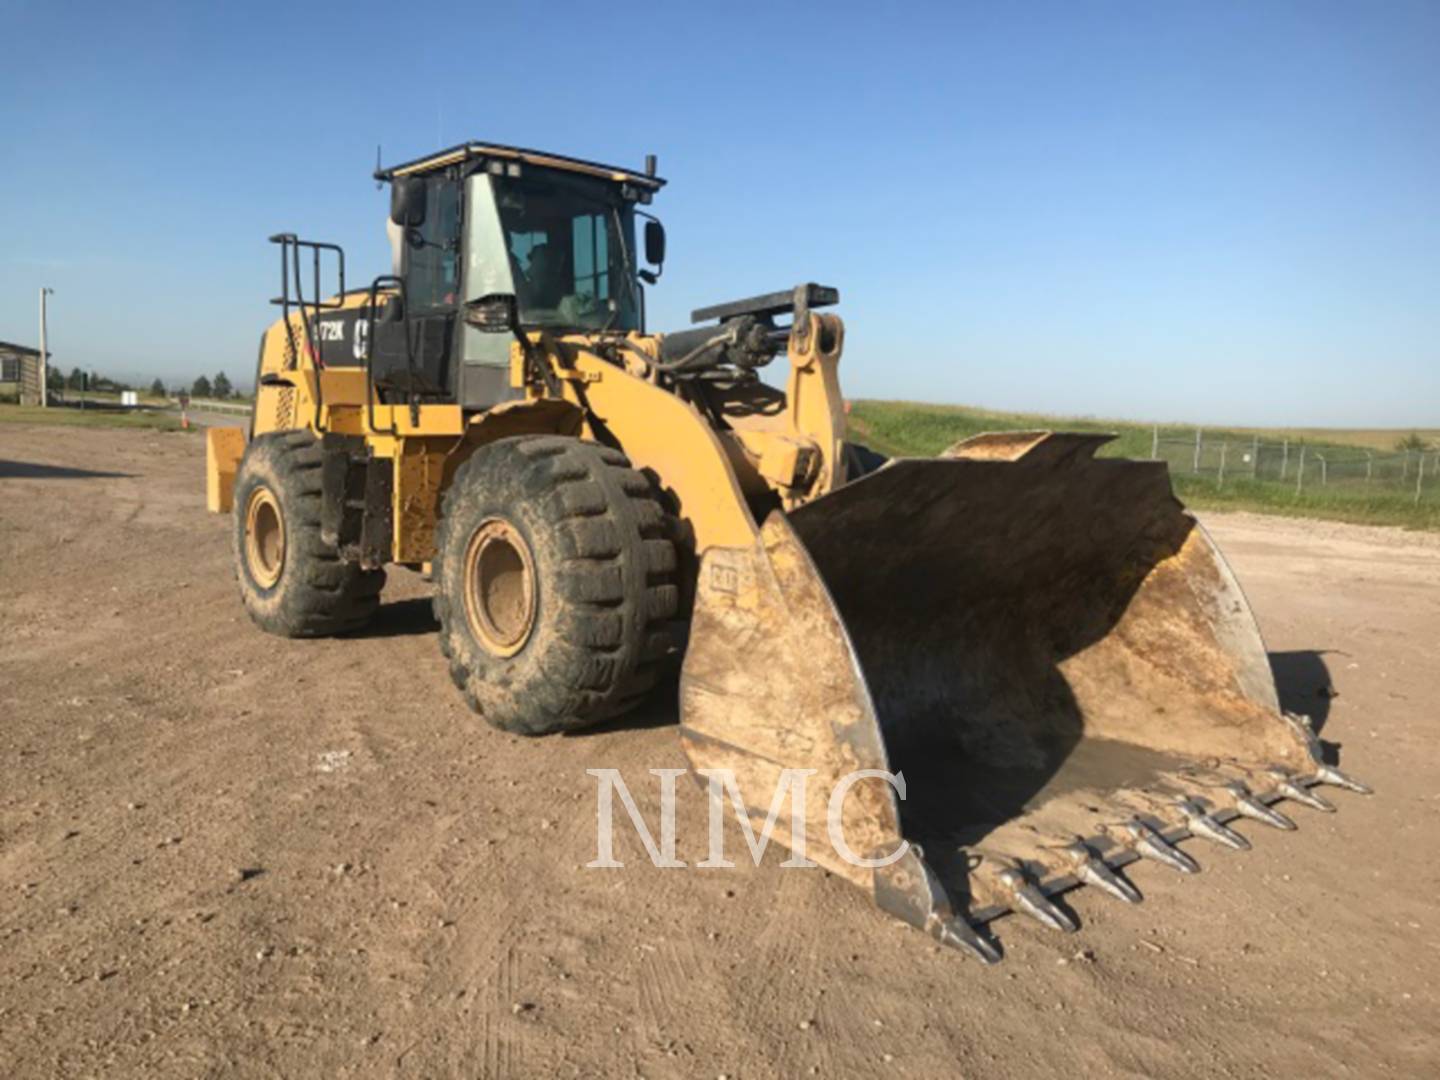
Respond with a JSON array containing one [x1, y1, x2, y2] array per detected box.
[[353, 320, 369, 361]]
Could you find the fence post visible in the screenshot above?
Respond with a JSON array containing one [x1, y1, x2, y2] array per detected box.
[[1295, 445, 1306, 495], [1365, 453, 1373, 483], [1280, 439, 1289, 481], [1402, 452, 1409, 481], [1417, 454, 1425, 505], [1251, 434, 1260, 479], [1193, 429, 1203, 474], [1151, 425, 1159, 460], [1218, 440, 1228, 489], [1318, 454, 1327, 485]]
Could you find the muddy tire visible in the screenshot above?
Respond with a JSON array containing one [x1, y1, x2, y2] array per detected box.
[[433, 435, 681, 735], [232, 431, 385, 636]]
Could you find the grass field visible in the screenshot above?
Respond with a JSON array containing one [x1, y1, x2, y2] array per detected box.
[[0, 403, 189, 432], [848, 400, 1440, 530], [2, 398, 1433, 529]]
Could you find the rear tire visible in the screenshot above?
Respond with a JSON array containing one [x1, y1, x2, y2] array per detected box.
[[232, 431, 386, 636], [433, 435, 681, 735]]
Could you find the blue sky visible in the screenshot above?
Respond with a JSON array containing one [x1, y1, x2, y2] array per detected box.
[[2, 0, 1436, 426]]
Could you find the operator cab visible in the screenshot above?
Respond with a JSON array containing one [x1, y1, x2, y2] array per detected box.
[[373, 142, 666, 410]]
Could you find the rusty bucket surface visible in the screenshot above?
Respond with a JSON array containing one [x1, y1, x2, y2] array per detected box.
[[679, 432, 1366, 961]]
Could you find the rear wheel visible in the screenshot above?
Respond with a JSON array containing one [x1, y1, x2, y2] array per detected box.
[[434, 435, 681, 735], [232, 431, 386, 636]]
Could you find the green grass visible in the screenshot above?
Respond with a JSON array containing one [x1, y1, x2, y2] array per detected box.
[[848, 400, 1440, 531], [3, 394, 1433, 529], [0, 403, 190, 432]]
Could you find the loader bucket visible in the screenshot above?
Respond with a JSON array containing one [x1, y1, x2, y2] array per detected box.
[[679, 432, 1368, 962]]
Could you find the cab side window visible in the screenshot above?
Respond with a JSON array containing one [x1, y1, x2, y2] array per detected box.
[[406, 179, 461, 311]]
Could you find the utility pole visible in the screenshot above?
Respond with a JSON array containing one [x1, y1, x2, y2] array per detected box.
[[38, 287, 54, 408]]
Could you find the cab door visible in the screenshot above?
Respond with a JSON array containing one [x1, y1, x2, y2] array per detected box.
[[373, 174, 461, 401]]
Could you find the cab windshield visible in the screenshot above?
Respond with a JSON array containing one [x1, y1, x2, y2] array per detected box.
[[493, 171, 639, 332]]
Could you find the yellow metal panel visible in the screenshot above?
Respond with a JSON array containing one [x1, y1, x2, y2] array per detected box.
[[205, 427, 247, 513], [565, 351, 759, 552], [370, 403, 466, 436], [783, 313, 848, 500], [465, 397, 583, 442], [393, 437, 452, 563], [318, 367, 370, 406]]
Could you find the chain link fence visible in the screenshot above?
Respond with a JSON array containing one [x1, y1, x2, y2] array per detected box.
[[1150, 428, 1439, 505]]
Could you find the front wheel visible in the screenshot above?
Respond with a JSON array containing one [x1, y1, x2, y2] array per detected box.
[[433, 435, 681, 734]]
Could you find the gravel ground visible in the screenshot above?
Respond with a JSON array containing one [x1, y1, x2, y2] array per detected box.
[[1, 424, 1436, 1078]]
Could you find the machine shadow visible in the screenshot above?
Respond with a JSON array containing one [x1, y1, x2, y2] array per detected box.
[[1270, 649, 1339, 763], [568, 675, 682, 736], [0, 459, 133, 480], [1269, 649, 1335, 732], [349, 596, 441, 638]]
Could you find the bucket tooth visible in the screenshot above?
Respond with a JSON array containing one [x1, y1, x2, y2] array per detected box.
[[1177, 798, 1251, 851], [1267, 769, 1336, 812], [1118, 820, 1200, 874], [874, 847, 1003, 964], [940, 918, 1003, 965], [1064, 841, 1142, 904], [1224, 781, 1296, 831], [995, 867, 1078, 933], [1314, 764, 1373, 795]]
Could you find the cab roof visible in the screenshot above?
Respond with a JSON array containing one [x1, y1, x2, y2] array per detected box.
[[375, 141, 666, 190]]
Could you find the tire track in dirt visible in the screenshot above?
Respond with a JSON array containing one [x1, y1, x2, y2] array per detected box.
[[481, 941, 519, 1078], [723, 868, 829, 1077]]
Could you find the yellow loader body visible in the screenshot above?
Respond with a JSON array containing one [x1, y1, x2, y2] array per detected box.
[[210, 142, 1368, 962]]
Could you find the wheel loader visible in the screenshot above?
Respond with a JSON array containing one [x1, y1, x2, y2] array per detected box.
[[207, 140, 1369, 962]]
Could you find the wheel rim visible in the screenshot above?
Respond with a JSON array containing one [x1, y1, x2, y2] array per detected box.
[[463, 518, 537, 657], [244, 486, 285, 589]]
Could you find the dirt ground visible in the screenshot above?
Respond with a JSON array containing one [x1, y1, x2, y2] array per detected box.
[[2, 423, 1437, 1079]]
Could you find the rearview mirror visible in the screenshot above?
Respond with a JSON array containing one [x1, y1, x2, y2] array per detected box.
[[464, 293, 519, 334], [644, 219, 666, 267], [390, 178, 427, 227]]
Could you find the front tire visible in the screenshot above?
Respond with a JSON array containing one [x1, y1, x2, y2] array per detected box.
[[232, 431, 385, 636], [434, 435, 680, 734]]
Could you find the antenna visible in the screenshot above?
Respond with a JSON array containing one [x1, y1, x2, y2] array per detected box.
[[374, 144, 383, 187]]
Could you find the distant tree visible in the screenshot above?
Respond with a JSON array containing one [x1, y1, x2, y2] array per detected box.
[[90, 370, 101, 392], [1396, 433, 1431, 452], [67, 366, 84, 390], [212, 371, 233, 399], [192, 375, 213, 398], [46, 368, 63, 391], [150, 378, 166, 398]]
